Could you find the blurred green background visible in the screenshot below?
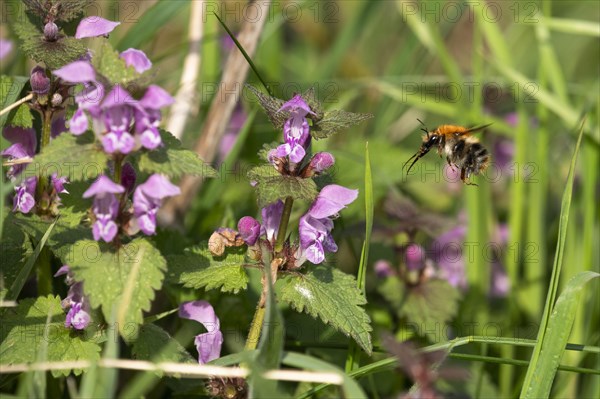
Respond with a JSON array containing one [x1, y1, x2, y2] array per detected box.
[[1, 0, 598, 397]]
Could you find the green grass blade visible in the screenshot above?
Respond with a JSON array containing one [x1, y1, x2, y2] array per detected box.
[[116, 2, 185, 50], [212, 12, 272, 96], [522, 271, 600, 399], [345, 142, 374, 372], [520, 119, 586, 396], [6, 217, 57, 301], [540, 17, 600, 37]]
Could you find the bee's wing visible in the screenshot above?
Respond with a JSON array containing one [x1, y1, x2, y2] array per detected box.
[[458, 123, 493, 135]]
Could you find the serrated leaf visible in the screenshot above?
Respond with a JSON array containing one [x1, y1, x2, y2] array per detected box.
[[7, 103, 34, 128], [12, 13, 86, 70], [246, 84, 288, 128], [24, 131, 108, 182], [92, 41, 139, 85], [247, 165, 318, 207], [0, 75, 29, 129], [67, 238, 166, 338], [301, 87, 324, 120], [277, 266, 373, 354], [400, 279, 461, 329], [0, 211, 32, 300], [311, 110, 373, 140], [133, 129, 218, 179], [131, 324, 195, 366], [11, 210, 89, 262], [23, 0, 94, 22], [0, 295, 102, 376], [257, 141, 279, 162], [166, 245, 249, 293]]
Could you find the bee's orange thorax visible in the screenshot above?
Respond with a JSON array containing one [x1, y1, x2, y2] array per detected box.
[[433, 125, 470, 136]]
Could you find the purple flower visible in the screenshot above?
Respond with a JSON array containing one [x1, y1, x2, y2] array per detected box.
[[237, 216, 261, 246], [75, 17, 120, 39], [120, 49, 152, 73], [405, 244, 426, 271], [53, 61, 96, 83], [1, 127, 37, 179], [51, 173, 69, 195], [134, 85, 174, 150], [298, 185, 358, 264], [273, 94, 315, 164], [431, 225, 467, 289], [30, 66, 50, 94], [83, 175, 125, 242], [374, 260, 394, 278], [261, 200, 284, 242], [68, 108, 88, 135], [13, 176, 37, 214], [65, 302, 91, 330], [0, 39, 13, 60], [308, 152, 334, 173], [101, 85, 136, 154], [133, 174, 180, 235], [179, 301, 223, 364]]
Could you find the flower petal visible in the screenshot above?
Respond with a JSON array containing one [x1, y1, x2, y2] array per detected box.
[[53, 61, 96, 83], [120, 48, 152, 73], [102, 85, 136, 109], [83, 175, 125, 198], [308, 185, 358, 219], [75, 17, 120, 39], [194, 331, 223, 364], [138, 174, 180, 199], [179, 301, 221, 332], [139, 85, 174, 109]]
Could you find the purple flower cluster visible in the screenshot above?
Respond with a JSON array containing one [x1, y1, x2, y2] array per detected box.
[[1, 127, 69, 214], [53, 58, 173, 154], [84, 173, 180, 243], [270, 95, 315, 164], [54, 265, 91, 330]]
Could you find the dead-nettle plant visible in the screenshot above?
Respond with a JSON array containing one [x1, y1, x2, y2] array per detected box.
[[181, 84, 375, 354], [1, 2, 220, 371]]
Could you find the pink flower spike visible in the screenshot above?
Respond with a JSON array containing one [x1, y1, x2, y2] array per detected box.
[[75, 17, 120, 39], [120, 48, 152, 73]]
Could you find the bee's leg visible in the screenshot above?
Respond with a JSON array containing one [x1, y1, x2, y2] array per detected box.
[[446, 157, 456, 171]]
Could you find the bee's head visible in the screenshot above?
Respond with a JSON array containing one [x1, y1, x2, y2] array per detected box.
[[403, 131, 439, 175]]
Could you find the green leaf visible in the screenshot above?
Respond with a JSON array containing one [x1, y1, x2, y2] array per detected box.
[[133, 129, 218, 179], [92, 41, 139, 85], [520, 121, 586, 395], [523, 272, 599, 399], [246, 84, 287, 128], [67, 238, 166, 338], [22, 0, 94, 22], [12, 13, 86, 70], [247, 165, 318, 207], [277, 266, 373, 355], [24, 131, 108, 182], [379, 277, 461, 330], [0, 211, 32, 300], [6, 104, 33, 128], [0, 295, 102, 376], [0, 75, 29, 129], [131, 323, 196, 365], [166, 245, 249, 293], [311, 110, 373, 140]]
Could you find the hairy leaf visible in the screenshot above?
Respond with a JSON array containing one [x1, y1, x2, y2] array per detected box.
[[133, 130, 218, 179], [0, 295, 102, 376], [0, 75, 30, 129], [24, 131, 108, 182], [246, 84, 287, 128], [7, 104, 34, 128], [67, 238, 167, 338], [277, 266, 373, 354], [247, 165, 318, 207], [131, 324, 195, 365], [0, 211, 32, 300], [311, 110, 373, 140], [12, 13, 86, 70], [92, 41, 139, 85], [23, 0, 94, 22], [166, 245, 249, 293]]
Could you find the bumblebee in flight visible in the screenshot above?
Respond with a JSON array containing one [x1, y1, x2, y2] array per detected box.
[[404, 120, 492, 185]]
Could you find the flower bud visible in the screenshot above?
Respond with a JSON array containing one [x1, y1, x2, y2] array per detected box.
[[237, 216, 261, 245], [405, 244, 425, 271], [374, 260, 394, 278], [120, 162, 137, 193], [301, 152, 335, 178], [44, 22, 59, 41], [30, 66, 50, 95], [51, 93, 63, 107]]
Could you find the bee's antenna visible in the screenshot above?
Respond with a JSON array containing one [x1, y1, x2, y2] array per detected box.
[[417, 118, 430, 138]]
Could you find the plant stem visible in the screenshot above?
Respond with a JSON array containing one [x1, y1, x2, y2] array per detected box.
[[274, 196, 293, 253], [36, 247, 53, 296], [114, 155, 123, 184], [35, 110, 53, 201], [244, 196, 294, 349], [244, 302, 266, 351]]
